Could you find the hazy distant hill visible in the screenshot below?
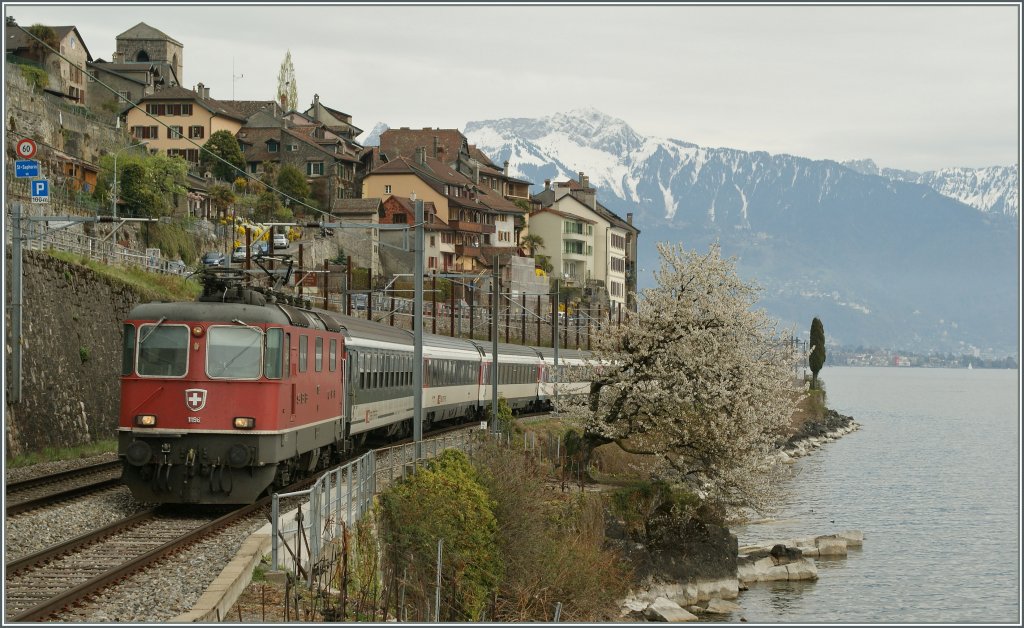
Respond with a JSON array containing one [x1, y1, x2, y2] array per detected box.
[[458, 108, 1019, 356]]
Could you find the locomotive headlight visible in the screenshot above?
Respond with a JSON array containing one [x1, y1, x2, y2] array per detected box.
[[135, 414, 157, 427], [233, 417, 255, 429]]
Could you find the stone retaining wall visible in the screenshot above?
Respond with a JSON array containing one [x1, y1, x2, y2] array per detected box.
[[4, 250, 142, 456]]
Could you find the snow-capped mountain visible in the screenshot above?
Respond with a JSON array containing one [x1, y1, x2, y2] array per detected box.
[[357, 122, 389, 147], [842, 158, 1019, 219], [461, 109, 1018, 356]]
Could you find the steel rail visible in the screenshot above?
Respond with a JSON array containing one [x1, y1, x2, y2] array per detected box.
[[5, 477, 124, 516]]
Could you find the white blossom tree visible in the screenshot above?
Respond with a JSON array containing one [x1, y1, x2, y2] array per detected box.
[[585, 242, 800, 516]]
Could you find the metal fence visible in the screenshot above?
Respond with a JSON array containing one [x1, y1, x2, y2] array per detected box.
[[270, 429, 481, 586], [6, 206, 189, 276]]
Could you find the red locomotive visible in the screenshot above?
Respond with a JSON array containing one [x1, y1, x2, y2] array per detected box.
[[119, 270, 349, 504]]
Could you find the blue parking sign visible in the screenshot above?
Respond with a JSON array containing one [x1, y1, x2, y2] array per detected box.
[[31, 179, 49, 203]]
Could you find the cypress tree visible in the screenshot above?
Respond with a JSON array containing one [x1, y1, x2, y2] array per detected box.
[[809, 317, 826, 389]]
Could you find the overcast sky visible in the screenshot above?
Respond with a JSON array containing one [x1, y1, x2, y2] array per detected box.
[[5, 3, 1020, 172]]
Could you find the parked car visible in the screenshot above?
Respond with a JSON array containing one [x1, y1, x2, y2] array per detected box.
[[231, 245, 248, 263], [273, 233, 289, 249], [201, 251, 225, 267], [253, 242, 269, 258], [165, 259, 187, 274]]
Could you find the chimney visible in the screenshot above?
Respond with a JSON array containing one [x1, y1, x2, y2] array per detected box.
[[196, 82, 204, 96], [433, 136, 439, 159], [416, 147, 426, 165], [578, 171, 585, 185], [582, 175, 589, 189], [503, 160, 509, 176], [544, 179, 551, 190]]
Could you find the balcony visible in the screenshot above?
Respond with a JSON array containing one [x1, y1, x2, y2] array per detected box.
[[455, 244, 481, 257], [448, 219, 481, 233], [449, 220, 496, 234]]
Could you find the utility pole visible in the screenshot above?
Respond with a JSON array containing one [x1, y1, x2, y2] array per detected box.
[[553, 279, 560, 408], [413, 197, 424, 458], [491, 254, 499, 434]]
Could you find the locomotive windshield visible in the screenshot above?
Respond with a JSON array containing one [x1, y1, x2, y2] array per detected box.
[[137, 324, 190, 377], [207, 326, 263, 379]]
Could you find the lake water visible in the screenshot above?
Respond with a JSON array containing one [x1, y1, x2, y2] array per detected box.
[[730, 366, 1020, 624]]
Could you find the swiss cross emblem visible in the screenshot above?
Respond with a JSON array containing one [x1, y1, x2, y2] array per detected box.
[[185, 388, 208, 412]]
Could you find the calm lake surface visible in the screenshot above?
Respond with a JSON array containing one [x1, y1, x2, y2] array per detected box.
[[730, 366, 1020, 624]]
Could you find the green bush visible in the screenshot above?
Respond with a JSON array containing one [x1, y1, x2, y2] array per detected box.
[[19, 64, 48, 90], [378, 449, 501, 621]]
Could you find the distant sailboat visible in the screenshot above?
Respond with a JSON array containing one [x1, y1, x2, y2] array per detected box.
[[968, 362, 974, 370]]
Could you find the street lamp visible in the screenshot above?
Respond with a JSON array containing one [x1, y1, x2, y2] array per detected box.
[[111, 140, 150, 219]]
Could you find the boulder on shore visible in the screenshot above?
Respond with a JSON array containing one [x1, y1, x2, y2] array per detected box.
[[643, 597, 699, 622]]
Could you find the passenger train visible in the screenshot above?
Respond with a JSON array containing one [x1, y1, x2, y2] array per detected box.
[[118, 268, 593, 504]]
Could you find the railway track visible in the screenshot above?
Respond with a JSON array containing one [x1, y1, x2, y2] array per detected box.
[[5, 460, 124, 516], [2, 471, 326, 623], [5, 507, 229, 622]]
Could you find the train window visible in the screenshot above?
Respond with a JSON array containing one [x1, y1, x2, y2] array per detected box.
[[137, 324, 189, 377], [265, 328, 284, 379], [315, 337, 324, 372], [357, 352, 365, 389], [329, 339, 337, 372], [207, 326, 262, 379], [122, 324, 135, 376], [372, 353, 379, 389], [299, 335, 308, 373]]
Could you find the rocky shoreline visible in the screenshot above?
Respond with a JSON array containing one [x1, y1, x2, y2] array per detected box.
[[617, 409, 861, 621]]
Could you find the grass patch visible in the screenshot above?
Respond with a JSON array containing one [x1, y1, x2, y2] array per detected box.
[[47, 249, 201, 302], [146, 221, 202, 265], [6, 438, 118, 468]]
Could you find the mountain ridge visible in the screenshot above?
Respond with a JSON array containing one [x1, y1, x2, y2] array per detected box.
[[461, 109, 1018, 356]]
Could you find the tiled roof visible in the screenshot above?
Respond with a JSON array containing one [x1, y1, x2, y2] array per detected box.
[[468, 145, 499, 169], [117, 22, 182, 46], [224, 100, 282, 119], [127, 85, 248, 121], [380, 128, 468, 162], [240, 126, 344, 163], [530, 207, 597, 224], [331, 198, 383, 214], [370, 154, 473, 188], [87, 61, 151, 85]]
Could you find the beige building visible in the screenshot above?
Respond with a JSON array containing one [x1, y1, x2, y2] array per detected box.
[[531, 174, 638, 310], [122, 84, 246, 167]]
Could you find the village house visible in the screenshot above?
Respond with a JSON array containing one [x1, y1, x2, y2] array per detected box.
[[5, 22, 92, 104], [121, 83, 247, 171], [531, 173, 640, 311]]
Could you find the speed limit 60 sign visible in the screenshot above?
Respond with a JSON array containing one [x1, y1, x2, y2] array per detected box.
[[16, 139, 37, 159]]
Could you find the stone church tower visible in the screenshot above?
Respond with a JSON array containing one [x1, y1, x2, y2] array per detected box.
[[114, 22, 183, 88]]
